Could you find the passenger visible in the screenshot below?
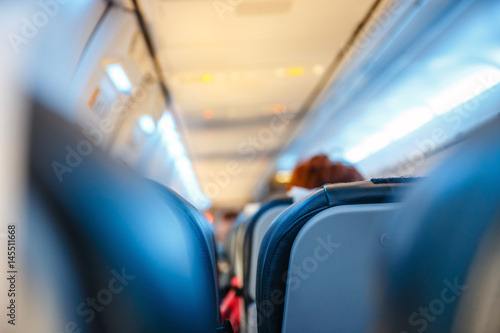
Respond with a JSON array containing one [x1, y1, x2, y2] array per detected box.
[[287, 154, 364, 199]]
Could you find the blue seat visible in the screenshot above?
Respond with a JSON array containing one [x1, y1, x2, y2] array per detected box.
[[28, 103, 227, 332], [256, 179, 416, 333], [376, 119, 500, 333]]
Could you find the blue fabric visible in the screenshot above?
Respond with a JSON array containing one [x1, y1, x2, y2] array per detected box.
[[29, 104, 220, 332], [379, 119, 500, 333]]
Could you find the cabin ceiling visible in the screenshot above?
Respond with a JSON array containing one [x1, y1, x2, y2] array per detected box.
[[138, 0, 377, 208]]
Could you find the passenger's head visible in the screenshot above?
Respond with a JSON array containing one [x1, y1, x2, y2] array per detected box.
[[288, 154, 363, 190]]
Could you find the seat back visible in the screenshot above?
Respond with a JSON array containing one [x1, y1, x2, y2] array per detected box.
[[234, 219, 250, 330], [226, 223, 240, 272], [235, 220, 250, 286], [28, 104, 222, 332], [24, 186, 91, 332], [226, 213, 250, 272], [281, 203, 398, 333], [242, 198, 293, 332], [376, 119, 500, 333], [256, 179, 416, 333], [244, 199, 293, 305]]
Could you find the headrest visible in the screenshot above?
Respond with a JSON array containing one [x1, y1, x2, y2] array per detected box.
[[28, 104, 220, 332]]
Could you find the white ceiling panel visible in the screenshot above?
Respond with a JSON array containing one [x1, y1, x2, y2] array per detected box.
[[139, 0, 377, 207]]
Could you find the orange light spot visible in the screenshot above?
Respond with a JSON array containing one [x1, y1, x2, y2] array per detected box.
[[88, 88, 100, 108], [203, 109, 214, 119], [203, 211, 214, 224], [270, 103, 287, 114]]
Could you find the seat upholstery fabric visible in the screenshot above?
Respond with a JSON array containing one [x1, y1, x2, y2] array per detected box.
[[376, 119, 500, 333], [29, 103, 220, 332]]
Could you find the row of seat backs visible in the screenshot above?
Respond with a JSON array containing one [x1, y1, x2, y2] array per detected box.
[[28, 104, 223, 332], [223, 213, 250, 331], [226, 213, 252, 280], [240, 199, 293, 333], [236, 194, 394, 333], [223, 199, 294, 333], [253, 116, 500, 333], [243, 198, 293, 308], [256, 178, 417, 333]]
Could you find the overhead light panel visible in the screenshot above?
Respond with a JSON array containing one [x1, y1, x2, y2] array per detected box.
[[384, 107, 434, 140], [106, 63, 133, 94], [428, 67, 500, 115], [138, 115, 156, 135], [157, 112, 211, 210], [345, 132, 392, 163], [345, 107, 434, 164], [158, 112, 176, 131], [345, 145, 371, 164]]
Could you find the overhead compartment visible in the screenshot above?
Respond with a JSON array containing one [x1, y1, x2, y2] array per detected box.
[[278, 0, 500, 178]]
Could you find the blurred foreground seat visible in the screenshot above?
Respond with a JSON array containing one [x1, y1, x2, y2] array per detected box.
[[376, 119, 500, 333], [27, 103, 231, 333]]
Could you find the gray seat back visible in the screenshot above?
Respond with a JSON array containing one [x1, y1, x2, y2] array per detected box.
[[282, 203, 398, 333], [244, 200, 292, 333], [256, 179, 417, 333]]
